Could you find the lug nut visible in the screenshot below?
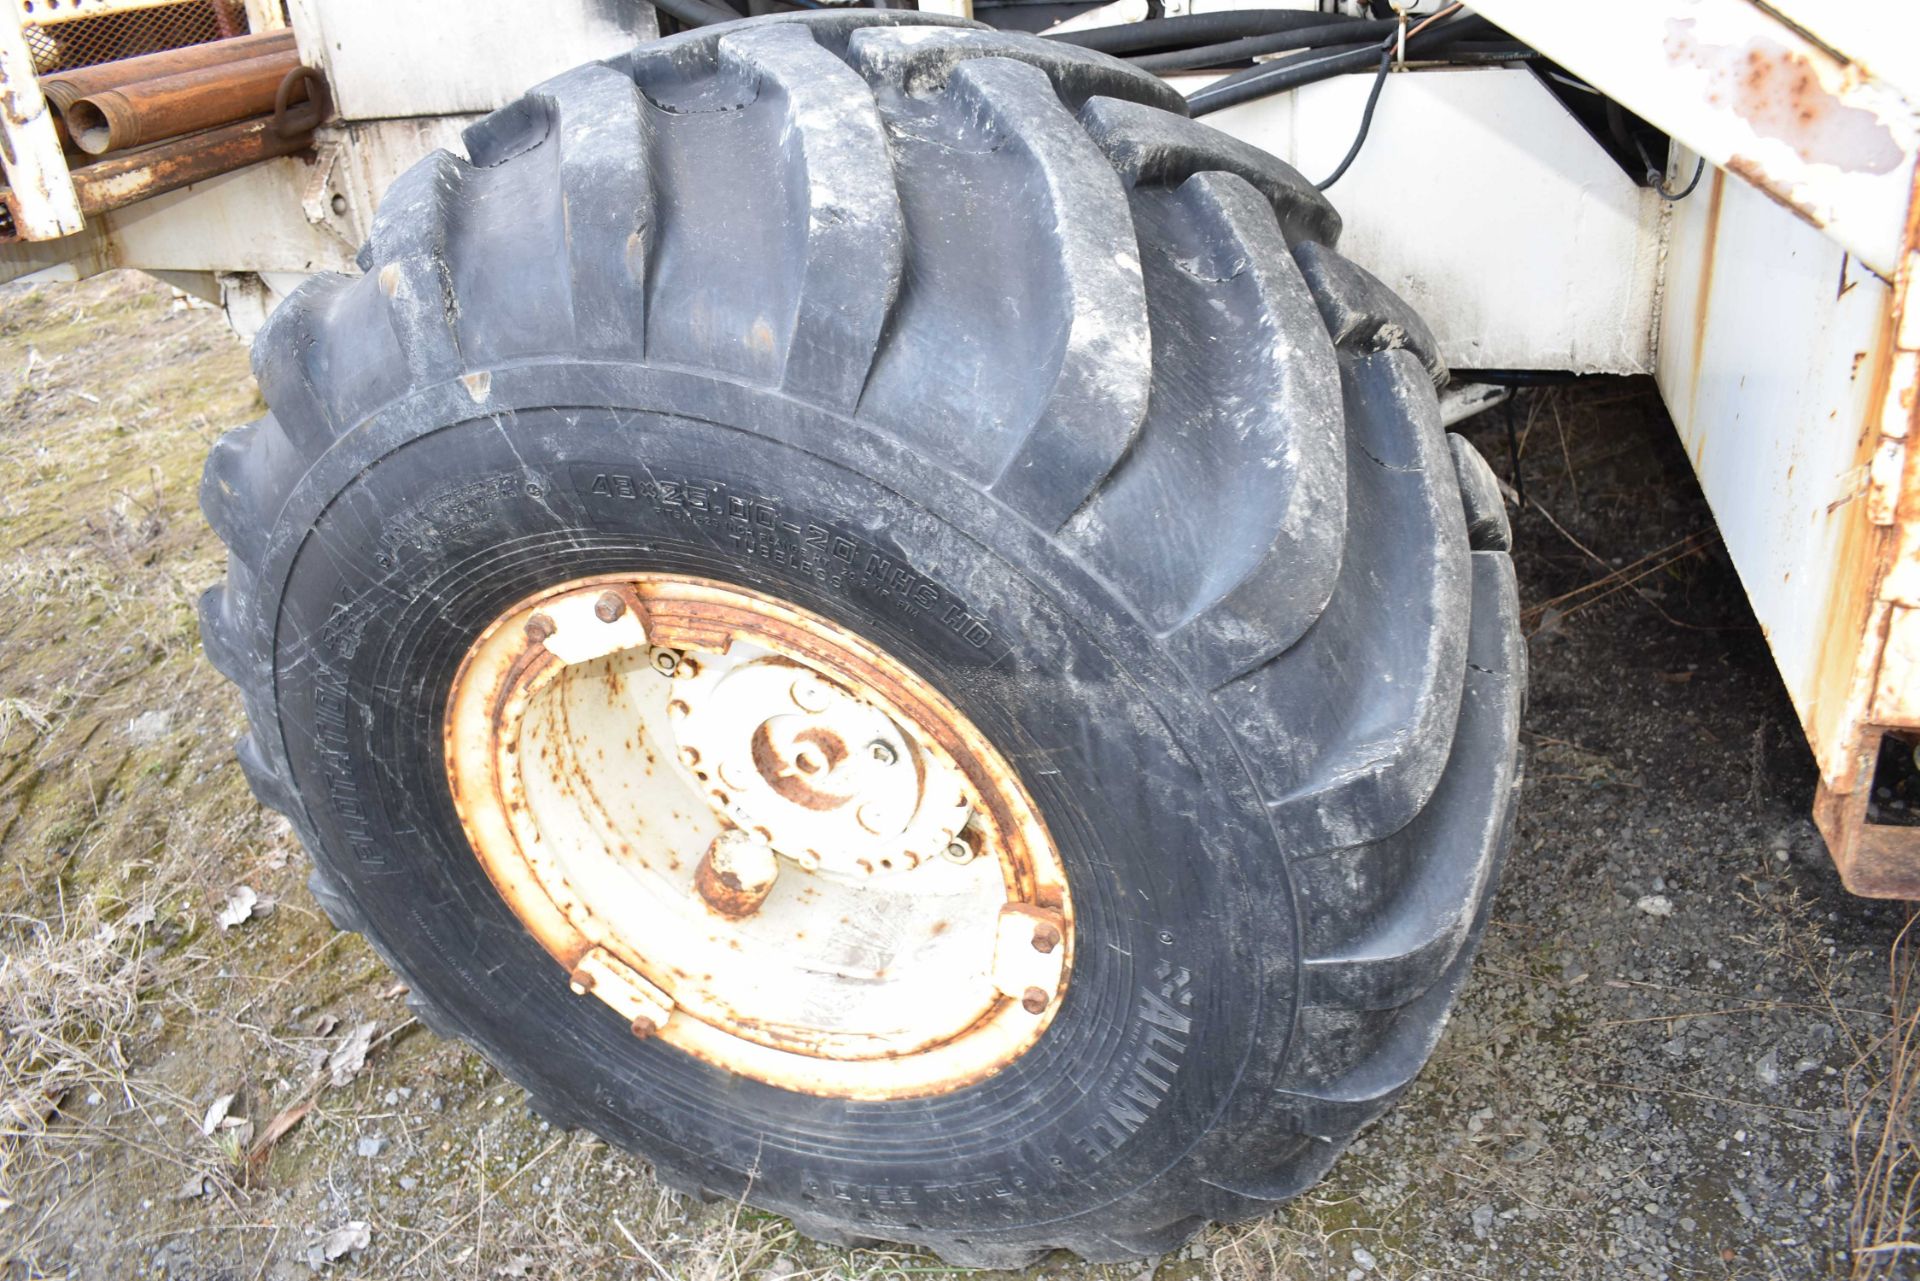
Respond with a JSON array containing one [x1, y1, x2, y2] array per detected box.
[[650, 647, 682, 676], [524, 613, 556, 643], [1031, 922, 1061, 954], [567, 968, 596, 996], [1021, 986, 1050, 1015], [942, 839, 975, 865], [868, 741, 898, 766], [593, 591, 626, 623], [695, 830, 780, 919]]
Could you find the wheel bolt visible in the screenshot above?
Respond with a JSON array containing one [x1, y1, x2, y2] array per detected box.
[[1031, 922, 1061, 954], [524, 613, 556, 643], [593, 591, 626, 623], [1021, 987, 1049, 1014], [868, 741, 898, 766], [650, 647, 681, 676], [942, 839, 974, 865]]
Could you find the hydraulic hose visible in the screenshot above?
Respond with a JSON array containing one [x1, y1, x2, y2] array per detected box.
[[651, 0, 744, 28], [1045, 10, 1348, 56], [1132, 20, 1396, 74], [1187, 14, 1492, 116]]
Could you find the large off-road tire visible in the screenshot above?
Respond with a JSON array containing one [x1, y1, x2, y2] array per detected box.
[[199, 11, 1523, 1267]]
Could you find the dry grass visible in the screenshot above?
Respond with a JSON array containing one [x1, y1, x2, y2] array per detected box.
[[1850, 908, 1920, 1277]]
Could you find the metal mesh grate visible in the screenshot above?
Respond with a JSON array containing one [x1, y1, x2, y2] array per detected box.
[[19, 1, 253, 76]]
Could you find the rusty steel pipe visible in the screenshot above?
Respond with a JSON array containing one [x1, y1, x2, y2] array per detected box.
[[66, 49, 305, 156], [0, 104, 324, 243], [39, 30, 296, 116]]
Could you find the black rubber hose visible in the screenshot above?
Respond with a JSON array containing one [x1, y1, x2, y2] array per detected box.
[[1132, 20, 1396, 74], [1313, 47, 1391, 190], [1187, 43, 1382, 115], [650, 0, 742, 27], [1187, 14, 1492, 116], [1045, 10, 1347, 56]]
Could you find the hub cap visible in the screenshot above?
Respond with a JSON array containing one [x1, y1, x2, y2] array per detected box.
[[443, 575, 1071, 1099]]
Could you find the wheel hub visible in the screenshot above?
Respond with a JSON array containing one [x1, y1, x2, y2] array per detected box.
[[442, 574, 1071, 1099]]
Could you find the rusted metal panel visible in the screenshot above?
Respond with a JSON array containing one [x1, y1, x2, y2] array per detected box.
[[0, 0, 82, 239], [1469, 0, 1920, 278], [1659, 137, 1920, 896]]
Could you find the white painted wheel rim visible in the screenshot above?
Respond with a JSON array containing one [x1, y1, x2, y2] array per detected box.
[[443, 574, 1072, 1099]]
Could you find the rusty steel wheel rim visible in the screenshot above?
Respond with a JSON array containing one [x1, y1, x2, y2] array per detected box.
[[443, 574, 1072, 1099]]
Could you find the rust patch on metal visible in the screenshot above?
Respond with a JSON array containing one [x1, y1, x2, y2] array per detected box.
[[1815, 730, 1920, 899], [1723, 154, 1824, 225], [1801, 159, 1920, 897], [1666, 19, 1903, 175]]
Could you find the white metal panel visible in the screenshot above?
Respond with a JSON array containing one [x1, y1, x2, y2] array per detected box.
[[1469, 0, 1920, 277], [287, 0, 658, 121], [1187, 66, 1663, 372], [1655, 157, 1895, 785]]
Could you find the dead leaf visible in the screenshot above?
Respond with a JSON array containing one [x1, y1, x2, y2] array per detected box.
[[201, 1092, 237, 1136], [326, 1021, 377, 1088], [247, 1097, 314, 1166], [496, 1256, 536, 1277], [264, 847, 291, 869], [306, 1220, 371, 1269], [311, 1014, 339, 1037], [380, 981, 409, 999], [174, 1172, 211, 1200], [215, 886, 258, 930]]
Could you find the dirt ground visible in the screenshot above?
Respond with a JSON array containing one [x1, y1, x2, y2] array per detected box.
[[2, 272, 1916, 1281]]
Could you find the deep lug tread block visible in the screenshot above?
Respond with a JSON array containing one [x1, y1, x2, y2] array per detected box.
[[1450, 432, 1512, 551], [1293, 241, 1444, 383], [360, 150, 470, 385], [197, 584, 249, 685], [722, 24, 904, 411], [932, 57, 1150, 529], [233, 733, 298, 819], [1061, 169, 1345, 686], [248, 274, 351, 455], [305, 867, 366, 934], [1298, 554, 1522, 1010], [1218, 349, 1470, 851], [1079, 94, 1340, 247]]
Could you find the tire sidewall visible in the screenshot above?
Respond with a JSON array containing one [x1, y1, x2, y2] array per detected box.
[[263, 367, 1297, 1235]]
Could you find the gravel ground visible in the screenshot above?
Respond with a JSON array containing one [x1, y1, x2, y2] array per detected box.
[[1, 273, 1914, 1280]]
